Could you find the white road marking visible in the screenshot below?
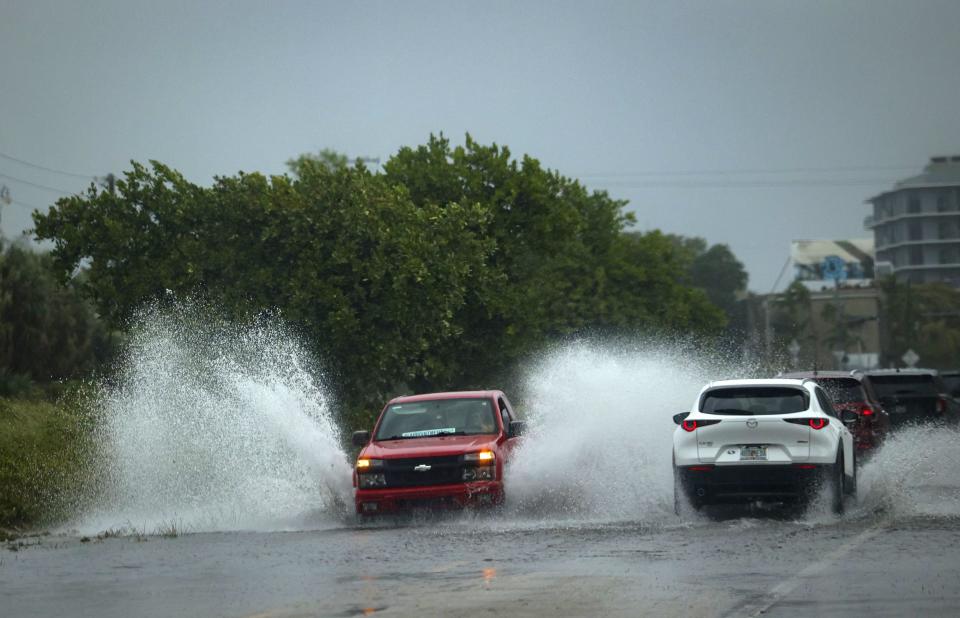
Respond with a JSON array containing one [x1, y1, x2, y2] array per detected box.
[[737, 519, 890, 617]]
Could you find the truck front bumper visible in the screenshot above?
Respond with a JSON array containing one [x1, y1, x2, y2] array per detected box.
[[355, 481, 503, 515]]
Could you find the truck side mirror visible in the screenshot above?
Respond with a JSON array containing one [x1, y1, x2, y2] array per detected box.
[[352, 430, 371, 447], [673, 412, 690, 425], [508, 420, 526, 437]]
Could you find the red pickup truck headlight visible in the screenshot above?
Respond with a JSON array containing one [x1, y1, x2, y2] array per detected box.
[[358, 473, 386, 489], [357, 458, 386, 489], [463, 466, 495, 481]]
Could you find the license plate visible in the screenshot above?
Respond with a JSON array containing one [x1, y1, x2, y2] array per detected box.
[[740, 446, 767, 461]]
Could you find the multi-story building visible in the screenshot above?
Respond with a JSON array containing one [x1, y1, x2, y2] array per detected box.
[[866, 155, 960, 285]]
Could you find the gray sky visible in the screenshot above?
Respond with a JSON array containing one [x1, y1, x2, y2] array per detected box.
[[2, 0, 959, 291]]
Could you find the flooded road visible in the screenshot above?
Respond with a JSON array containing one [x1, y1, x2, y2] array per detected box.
[[7, 327, 960, 616], [4, 509, 960, 617]]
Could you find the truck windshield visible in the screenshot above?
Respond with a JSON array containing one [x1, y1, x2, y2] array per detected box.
[[375, 398, 498, 440]]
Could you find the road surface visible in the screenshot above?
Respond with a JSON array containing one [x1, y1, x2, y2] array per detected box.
[[4, 503, 960, 617]]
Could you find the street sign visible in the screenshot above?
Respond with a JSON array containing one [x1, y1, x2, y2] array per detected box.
[[902, 348, 920, 368]]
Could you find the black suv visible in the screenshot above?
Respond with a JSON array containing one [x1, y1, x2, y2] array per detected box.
[[853, 368, 959, 429], [939, 370, 960, 398]]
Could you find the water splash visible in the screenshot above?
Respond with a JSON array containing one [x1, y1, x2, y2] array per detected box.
[[505, 340, 744, 523], [504, 341, 960, 526], [854, 423, 960, 519], [74, 305, 352, 534]]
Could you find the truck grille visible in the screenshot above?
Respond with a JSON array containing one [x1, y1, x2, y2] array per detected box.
[[383, 455, 463, 488]]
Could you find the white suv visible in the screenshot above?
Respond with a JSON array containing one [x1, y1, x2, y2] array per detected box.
[[672, 378, 856, 514]]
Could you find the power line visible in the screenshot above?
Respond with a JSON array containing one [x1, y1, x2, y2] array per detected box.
[[575, 164, 918, 178], [0, 151, 96, 179], [11, 199, 46, 210], [0, 172, 78, 195], [587, 178, 895, 189]]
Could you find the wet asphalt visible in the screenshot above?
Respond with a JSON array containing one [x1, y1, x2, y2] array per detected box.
[[3, 503, 960, 618]]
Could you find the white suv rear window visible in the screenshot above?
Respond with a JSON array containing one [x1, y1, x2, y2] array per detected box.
[[701, 387, 808, 415]]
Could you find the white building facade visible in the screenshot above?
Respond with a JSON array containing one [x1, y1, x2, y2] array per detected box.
[[867, 156, 960, 285]]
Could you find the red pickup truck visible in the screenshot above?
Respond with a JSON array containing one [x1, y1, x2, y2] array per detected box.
[[351, 390, 525, 515]]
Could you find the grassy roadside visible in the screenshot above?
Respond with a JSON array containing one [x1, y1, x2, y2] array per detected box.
[[0, 387, 98, 533]]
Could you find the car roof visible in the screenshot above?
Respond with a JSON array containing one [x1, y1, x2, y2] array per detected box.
[[779, 370, 862, 381], [387, 390, 502, 404], [705, 378, 810, 389], [855, 368, 940, 376]]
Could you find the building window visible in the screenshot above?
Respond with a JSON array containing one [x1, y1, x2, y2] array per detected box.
[[908, 194, 922, 214], [940, 247, 959, 265], [937, 193, 950, 213], [909, 220, 923, 241], [910, 246, 924, 265], [939, 220, 959, 239]]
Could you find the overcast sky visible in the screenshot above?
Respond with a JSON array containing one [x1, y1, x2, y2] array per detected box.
[[2, 0, 959, 291]]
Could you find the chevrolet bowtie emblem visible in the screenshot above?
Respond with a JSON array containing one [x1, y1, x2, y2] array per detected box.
[[414, 464, 432, 472]]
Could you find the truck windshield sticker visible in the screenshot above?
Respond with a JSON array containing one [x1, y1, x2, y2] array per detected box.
[[400, 427, 457, 438]]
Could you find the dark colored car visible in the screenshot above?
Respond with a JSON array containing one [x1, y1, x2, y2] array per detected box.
[[780, 371, 890, 454], [853, 369, 959, 429], [350, 390, 525, 515], [939, 370, 960, 399]]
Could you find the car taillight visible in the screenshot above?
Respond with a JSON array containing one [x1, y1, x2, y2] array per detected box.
[[681, 419, 720, 432], [784, 418, 829, 429], [861, 405, 874, 416]]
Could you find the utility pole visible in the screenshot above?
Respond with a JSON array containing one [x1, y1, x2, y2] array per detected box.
[[95, 173, 116, 195], [0, 185, 11, 238]]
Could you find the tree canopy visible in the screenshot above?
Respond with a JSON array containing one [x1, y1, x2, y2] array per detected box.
[[880, 278, 960, 369], [34, 134, 727, 418], [0, 240, 114, 394]]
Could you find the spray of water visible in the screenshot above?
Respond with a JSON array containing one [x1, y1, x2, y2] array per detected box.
[[73, 316, 960, 535], [504, 340, 960, 526], [75, 305, 352, 534], [505, 340, 745, 523], [854, 423, 960, 519]]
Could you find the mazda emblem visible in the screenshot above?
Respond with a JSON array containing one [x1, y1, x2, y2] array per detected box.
[[414, 464, 432, 472], [746, 418, 758, 429]]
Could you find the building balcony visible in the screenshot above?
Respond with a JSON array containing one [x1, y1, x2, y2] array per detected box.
[[869, 211, 960, 227]]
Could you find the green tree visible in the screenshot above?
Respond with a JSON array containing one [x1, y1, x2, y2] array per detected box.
[[880, 278, 960, 368], [33, 160, 493, 414], [34, 135, 727, 422], [0, 240, 113, 392], [286, 148, 350, 178], [383, 135, 725, 383], [667, 235, 748, 318]]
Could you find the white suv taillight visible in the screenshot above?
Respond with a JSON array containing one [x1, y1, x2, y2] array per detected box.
[[681, 419, 721, 432], [784, 418, 829, 430]]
